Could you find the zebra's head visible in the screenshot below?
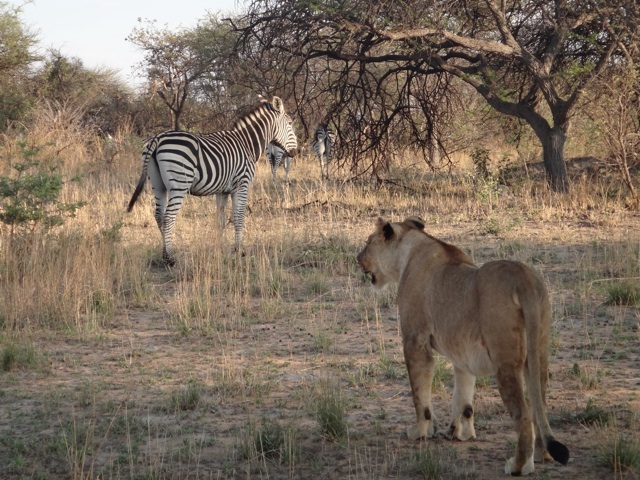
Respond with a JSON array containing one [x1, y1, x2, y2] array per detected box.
[[266, 96, 298, 158]]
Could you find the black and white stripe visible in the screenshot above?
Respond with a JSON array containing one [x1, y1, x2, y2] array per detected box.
[[311, 124, 336, 180], [127, 96, 298, 264], [266, 143, 292, 184]]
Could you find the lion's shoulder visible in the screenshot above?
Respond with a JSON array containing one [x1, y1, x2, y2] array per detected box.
[[422, 232, 474, 266]]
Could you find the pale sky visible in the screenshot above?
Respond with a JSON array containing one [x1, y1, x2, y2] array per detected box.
[[17, 0, 241, 87]]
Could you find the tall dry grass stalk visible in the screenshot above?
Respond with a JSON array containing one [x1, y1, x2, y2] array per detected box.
[[0, 227, 150, 331], [0, 131, 632, 338]]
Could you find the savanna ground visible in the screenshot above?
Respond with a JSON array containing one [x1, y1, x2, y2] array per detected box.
[[0, 146, 639, 480]]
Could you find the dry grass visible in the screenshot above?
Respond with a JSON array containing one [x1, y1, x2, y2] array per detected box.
[[0, 131, 639, 479]]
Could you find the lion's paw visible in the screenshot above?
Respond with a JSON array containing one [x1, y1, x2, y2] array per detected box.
[[534, 448, 554, 463], [406, 422, 435, 441], [448, 420, 476, 441], [504, 456, 535, 476]]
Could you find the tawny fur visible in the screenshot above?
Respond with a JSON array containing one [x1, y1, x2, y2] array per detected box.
[[356, 217, 569, 476]]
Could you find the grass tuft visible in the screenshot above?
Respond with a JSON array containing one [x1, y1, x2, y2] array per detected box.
[[1, 341, 44, 372], [166, 380, 202, 412], [314, 382, 348, 442], [604, 281, 640, 306], [575, 398, 612, 426], [596, 426, 640, 474], [414, 445, 458, 479]]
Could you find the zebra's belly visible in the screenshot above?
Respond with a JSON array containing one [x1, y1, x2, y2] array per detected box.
[[190, 174, 235, 196], [189, 188, 230, 196]]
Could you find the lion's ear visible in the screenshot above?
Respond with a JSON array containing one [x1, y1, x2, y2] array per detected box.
[[404, 216, 425, 231], [382, 222, 395, 240], [376, 217, 395, 240]]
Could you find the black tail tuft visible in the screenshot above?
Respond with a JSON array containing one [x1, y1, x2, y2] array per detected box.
[[127, 184, 141, 212], [547, 439, 570, 465]]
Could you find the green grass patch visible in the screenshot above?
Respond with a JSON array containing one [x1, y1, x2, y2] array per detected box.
[[596, 430, 640, 474], [314, 382, 348, 442], [1, 341, 45, 372], [604, 281, 640, 306]]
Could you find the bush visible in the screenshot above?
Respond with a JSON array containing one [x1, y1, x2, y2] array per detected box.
[[0, 144, 85, 237]]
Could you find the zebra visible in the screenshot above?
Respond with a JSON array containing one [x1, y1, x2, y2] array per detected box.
[[311, 124, 336, 180], [266, 142, 292, 184], [127, 96, 298, 264]]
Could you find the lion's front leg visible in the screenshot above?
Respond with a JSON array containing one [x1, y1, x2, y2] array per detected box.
[[403, 334, 437, 440], [448, 367, 477, 441]]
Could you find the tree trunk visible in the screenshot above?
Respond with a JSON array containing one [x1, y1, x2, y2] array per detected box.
[[171, 108, 181, 131], [428, 134, 440, 165], [540, 127, 570, 193]]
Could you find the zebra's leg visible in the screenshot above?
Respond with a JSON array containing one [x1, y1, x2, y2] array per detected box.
[[325, 154, 330, 180], [231, 184, 249, 253], [148, 157, 168, 253], [216, 193, 229, 234], [284, 155, 291, 184], [271, 162, 278, 183], [161, 189, 188, 265]]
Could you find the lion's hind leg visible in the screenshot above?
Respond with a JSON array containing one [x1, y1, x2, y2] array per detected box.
[[448, 367, 477, 441], [495, 367, 535, 476], [403, 335, 437, 440]]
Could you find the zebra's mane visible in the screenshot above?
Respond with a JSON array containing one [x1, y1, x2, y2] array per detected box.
[[231, 100, 275, 130]]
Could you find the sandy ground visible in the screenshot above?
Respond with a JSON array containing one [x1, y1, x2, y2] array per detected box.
[[1, 205, 639, 479]]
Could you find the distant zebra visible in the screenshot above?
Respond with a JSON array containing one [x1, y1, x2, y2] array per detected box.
[[266, 143, 292, 184], [312, 124, 336, 180], [127, 96, 298, 264]]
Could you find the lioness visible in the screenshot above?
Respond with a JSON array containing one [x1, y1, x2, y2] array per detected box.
[[357, 217, 569, 476]]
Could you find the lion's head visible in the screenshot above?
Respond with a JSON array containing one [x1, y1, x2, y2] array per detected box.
[[356, 216, 426, 290]]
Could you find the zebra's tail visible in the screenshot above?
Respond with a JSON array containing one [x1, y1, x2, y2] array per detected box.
[[127, 135, 159, 212]]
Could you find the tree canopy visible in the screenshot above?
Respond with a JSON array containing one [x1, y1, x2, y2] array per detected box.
[[0, 2, 39, 130], [127, 16, 244, 131], [235, 0, 640, 191]]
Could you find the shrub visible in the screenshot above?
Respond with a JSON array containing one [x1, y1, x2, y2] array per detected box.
[[0, 144, 85, 237]]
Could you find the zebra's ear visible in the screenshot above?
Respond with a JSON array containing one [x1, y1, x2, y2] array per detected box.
[[271, 96, 285, 114]]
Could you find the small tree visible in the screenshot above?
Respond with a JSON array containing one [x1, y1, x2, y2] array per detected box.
[[0, 144, 85, 238], [128, 20, 217, 131]]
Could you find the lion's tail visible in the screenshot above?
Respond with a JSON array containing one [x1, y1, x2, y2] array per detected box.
[[520, 280, 570, 466]]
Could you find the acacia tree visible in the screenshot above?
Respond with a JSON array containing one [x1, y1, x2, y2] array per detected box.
[[237, 0, 639, 191], [232, 3, 457, 178], [188, 14, 256, 131], [128, 20, 218, 131]]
